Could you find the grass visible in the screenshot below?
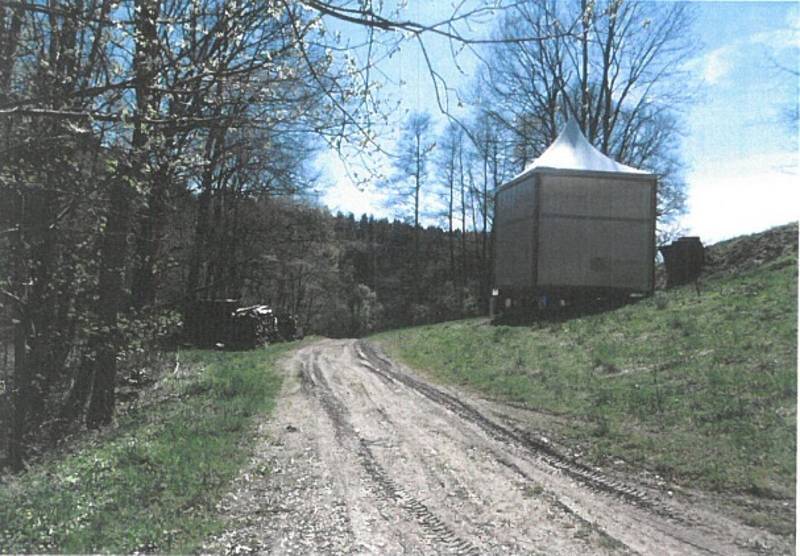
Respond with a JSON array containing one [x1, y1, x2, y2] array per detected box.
[[375, 252, 797, 497], [0, 343, 295, 554]]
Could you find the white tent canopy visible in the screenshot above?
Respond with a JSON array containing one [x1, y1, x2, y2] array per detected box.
[[516, 119, 649, 178]]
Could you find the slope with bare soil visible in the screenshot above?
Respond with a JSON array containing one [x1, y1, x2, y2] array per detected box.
[[205, 339, 791, 554], [703, 222, 797, 277]]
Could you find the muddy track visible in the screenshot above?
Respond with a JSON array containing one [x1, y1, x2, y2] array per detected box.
[[205, 339, 793, 555], [304, 356, 480, 555], [355, 341, 664, 516]]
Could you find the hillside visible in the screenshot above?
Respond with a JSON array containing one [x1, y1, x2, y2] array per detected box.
[[375, 223, 797, 531], [703, 222, 798, 276]]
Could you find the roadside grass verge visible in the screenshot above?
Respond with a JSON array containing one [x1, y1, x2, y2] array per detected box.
[[375, 253, 797, 498], [0, 343, 295, 554]]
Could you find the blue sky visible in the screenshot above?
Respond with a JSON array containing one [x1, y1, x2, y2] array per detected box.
[[316, 1, 799, 243], [680, 1, 798, 241]]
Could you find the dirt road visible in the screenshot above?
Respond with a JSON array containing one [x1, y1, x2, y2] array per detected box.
[[205, 339, 791, 554]]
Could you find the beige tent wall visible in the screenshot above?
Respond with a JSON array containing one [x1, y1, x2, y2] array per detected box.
[[494, 176, 537, 288], [536, 173, 655, 291]]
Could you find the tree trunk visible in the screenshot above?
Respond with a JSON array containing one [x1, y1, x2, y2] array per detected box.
[[24, 185, 58, 431], [129, 0, 165, 311], [186, 185, 212, 301], [0, 5, 24, 93], [87, 0, 157, 428], [186, 126, 225, 301], [480, 147, 489, 305], [580, 0, 590, 132], [207, 185, 226, 298], [599, 1, 618, 153], [226, 191, 242, 298], [8, 193, 27, 470], [86, 169, 131, 429], [1, 5, 25, 470], [9, 303, 27, 471], [459, 148, 467, 289], [131, 159, 170, 310], [57, 356, 94, 434], [413, 136, 421, 305], [448, 148, 455, 284]]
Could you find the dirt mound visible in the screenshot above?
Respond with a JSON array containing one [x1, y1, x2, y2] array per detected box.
[[702, 222, 798, 277]]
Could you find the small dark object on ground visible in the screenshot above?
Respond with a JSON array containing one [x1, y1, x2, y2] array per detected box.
[[660, 237, 705, 289]]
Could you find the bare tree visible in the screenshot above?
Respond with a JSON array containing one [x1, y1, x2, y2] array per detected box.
[[436, 122, 466, 283], [0, 0, 363, 458], [0, 0, 120, 456], [385, 111, 435, 305], [463, 108, 517, 306], [771, 60, 799, 134], [0, 0, 601, 467], [477, 0, 697, 233]]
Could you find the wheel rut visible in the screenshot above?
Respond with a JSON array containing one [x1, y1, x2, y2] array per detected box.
[[355, 340, 671, 518], [205, 338, 794, 555], [352, 340, 785, 556], [302, 350, 481, 555]]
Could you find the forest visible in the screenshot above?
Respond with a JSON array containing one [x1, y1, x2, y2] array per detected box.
[[0, 0, 694, 470]]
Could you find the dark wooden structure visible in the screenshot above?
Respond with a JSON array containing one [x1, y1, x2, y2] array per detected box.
[[659, 237, 705, 288]]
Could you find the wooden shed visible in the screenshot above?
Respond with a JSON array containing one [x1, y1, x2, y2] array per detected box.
[[494, 120, 657, 308]]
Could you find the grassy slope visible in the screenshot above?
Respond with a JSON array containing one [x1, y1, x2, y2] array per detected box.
[[375, 251, 797, 497], [0, 343, 295, 554]]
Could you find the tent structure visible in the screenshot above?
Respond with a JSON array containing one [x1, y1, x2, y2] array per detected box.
[[516, 119, 647, 176], [493, 120, 657, 305]]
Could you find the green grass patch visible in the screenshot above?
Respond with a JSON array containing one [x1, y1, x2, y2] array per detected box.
[[0, 343, 295, 553], [375, 253, 797, 495]]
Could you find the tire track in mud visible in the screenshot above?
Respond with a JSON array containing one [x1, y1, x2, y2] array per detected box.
[[354, 341, 681, 523], [301, 348, 481, 555], [207, 340, 786, 555], [354, 342, 734, 556]]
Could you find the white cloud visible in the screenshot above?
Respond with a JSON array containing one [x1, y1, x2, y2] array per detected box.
[[685, 45, 737, 85], [787, 5, 800, 33], [749, 27, 800, 50], [323, 180, 389, 218], [748, 6, 800, 49], [315, 148, 393, 218], [702, 45, 735, 85], [689, 11, 799, 87], [315, 144, 448, 224], [683, 151, 799, 243]]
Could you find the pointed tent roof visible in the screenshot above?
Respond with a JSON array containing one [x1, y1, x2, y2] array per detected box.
[[516, 119, 649, 178]]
